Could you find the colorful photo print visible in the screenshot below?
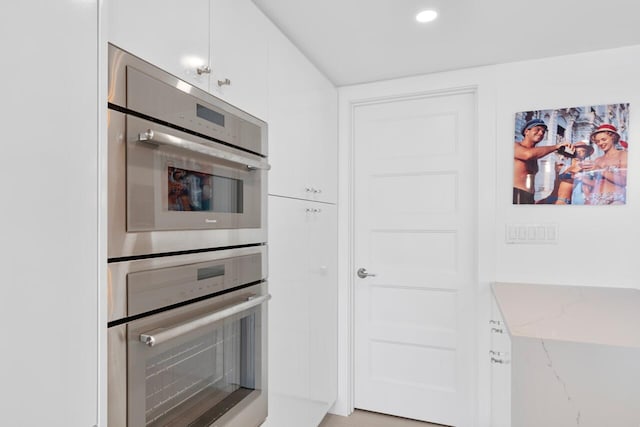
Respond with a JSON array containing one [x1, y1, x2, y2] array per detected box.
[[513, 103, 629, 205], [168, 166, 213, 211]]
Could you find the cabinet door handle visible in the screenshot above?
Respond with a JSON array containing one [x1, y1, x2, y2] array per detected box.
[[196, 65, 211, 75], [217, 78, 231, 87], [491, 327, 504, 334]]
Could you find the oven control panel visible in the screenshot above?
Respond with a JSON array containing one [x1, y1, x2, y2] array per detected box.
[[127, 253, 263, 317]]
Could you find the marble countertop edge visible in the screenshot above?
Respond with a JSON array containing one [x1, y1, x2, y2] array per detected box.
[[491, 282, 640, 349]]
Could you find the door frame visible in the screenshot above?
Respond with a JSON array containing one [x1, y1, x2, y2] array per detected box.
[[336, 84, 482, 425]]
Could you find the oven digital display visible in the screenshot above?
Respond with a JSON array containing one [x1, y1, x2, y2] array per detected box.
[[197, 265, 225, 281], [168, 166, 243, 213], [196, 103, 225, 127]]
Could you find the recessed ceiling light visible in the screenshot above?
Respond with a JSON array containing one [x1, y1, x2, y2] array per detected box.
[[416, 9, 438, 23]]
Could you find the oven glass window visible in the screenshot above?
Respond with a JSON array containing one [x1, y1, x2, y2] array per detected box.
[[168, 166, 244, 213], [145, 312, 257, 427]]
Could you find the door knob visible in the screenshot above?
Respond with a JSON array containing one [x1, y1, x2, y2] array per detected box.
[[357, 268, 377, 279]]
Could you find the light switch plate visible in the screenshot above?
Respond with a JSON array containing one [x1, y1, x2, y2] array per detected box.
[[506, 223, 558, 244]]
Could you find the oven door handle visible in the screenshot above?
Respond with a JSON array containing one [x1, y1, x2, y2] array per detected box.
[[139, 293, 271, 347], [137, 128, 271, 171]]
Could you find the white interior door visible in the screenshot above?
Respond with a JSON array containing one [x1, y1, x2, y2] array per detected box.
[[353, 90, 477, 426]]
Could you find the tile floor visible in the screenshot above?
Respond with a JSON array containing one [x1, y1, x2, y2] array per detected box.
[[318, 410, 445, 427]]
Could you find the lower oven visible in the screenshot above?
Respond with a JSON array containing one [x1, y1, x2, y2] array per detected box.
[[108, 246, 269, 427]]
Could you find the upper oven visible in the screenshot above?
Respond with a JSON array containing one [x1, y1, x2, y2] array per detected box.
[[108, 44, 269, 259]]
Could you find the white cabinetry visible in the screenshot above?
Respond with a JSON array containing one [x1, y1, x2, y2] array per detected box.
[[263, 14, 339, 426], [266, 25, 338, 203], [107, 0, 269, 119], [490, 295, 511, 427], [107, 5, 339, 426], [107, 1, 337, 186], [1, 2, 99, 426], [266, 196, 338, 427], [107, 0, 211, 91], [210, 0, 269, 120]]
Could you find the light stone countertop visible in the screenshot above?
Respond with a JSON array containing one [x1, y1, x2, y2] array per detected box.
[[491, 282, 640, 348]]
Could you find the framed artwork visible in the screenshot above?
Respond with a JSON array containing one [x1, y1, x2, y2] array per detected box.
[[513, 103, 629, 205]]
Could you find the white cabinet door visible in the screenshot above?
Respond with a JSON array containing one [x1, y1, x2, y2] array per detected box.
[[0, 2, 98, 426], [306, 79, 338, 204], [266, 196, 338, 427], [210, 0, 269, 120], [307, 202, 338, 424], [490, 296, 512, 427], [107, 0, 210, 91], [268, 196, 311, 403], [266, 25, 338, 203]]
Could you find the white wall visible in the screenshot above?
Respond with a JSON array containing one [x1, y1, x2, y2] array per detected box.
[[494, 48, 640, 287], [335, 44, 640, 426]]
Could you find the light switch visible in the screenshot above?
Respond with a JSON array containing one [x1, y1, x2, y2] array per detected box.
[[517, 226, 527, 240], [506, 223, 558, 244]]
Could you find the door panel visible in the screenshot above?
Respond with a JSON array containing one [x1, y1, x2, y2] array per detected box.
[[370, 286, 458, 348], [354, 90, 476, 426], [370, 231, 458, 273], [368, 109, 460, 157], [371, 286, 457, 332], [370, 341, 456, 390], [372, 172, 458, 218]]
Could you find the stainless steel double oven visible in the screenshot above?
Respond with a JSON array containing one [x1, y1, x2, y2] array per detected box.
[[107, 44, 269, 427]]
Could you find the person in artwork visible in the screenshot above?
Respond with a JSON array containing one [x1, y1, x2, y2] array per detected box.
[[513, 118, 573, 204], [569, 141, 596, 205], [586, 124, 627, 205], [536, 141, 595, 205]]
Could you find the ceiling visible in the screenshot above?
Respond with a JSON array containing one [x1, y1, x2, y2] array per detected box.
[[251, 0, 640, 87]]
